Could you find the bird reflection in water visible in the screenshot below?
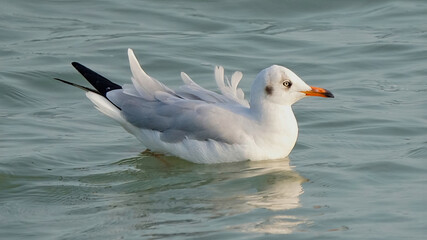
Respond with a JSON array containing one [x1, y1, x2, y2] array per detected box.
[[112, 154, 308, 236]]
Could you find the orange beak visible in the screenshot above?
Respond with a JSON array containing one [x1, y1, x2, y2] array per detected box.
[[301, 86, 334, 98]]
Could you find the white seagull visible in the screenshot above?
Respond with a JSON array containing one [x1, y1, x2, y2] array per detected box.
[[55, 49, 333, 164]]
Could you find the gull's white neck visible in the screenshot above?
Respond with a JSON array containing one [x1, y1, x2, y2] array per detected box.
[[250, 102, 297, 134], [248, 101, 299, 159]]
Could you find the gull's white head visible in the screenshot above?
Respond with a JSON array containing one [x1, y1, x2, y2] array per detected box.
[[250, 65, 334, 107]]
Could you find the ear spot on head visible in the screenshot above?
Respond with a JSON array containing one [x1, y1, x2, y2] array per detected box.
[[265, 85, 273, 95]]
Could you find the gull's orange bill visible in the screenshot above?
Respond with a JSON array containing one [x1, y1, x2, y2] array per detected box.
[[301, 86, 334, 98]]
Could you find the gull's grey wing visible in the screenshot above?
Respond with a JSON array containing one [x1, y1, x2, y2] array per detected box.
[[107, 89, 249, 144], [129, 49, 249, 107]]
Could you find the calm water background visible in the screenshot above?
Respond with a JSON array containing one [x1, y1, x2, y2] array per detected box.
[[1, 0, 426, 239]]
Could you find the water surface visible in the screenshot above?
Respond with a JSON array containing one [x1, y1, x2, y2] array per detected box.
[[1, 0, 426, 239]]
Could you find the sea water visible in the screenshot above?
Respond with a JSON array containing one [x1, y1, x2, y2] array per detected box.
[[1, 0, 426, 239]]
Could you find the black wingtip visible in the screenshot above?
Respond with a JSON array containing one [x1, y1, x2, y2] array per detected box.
[[71, 62, 121, 97], [53, 77, 98, 93]]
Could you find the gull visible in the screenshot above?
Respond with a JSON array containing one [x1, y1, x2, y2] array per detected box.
[[55, 49, 333, 164]]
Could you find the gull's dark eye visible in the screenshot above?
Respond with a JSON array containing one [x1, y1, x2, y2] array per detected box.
[[283, 80, 292, 88]]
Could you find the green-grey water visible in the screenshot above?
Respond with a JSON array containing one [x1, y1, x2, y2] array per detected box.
[[1, 0, 426, 239]]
